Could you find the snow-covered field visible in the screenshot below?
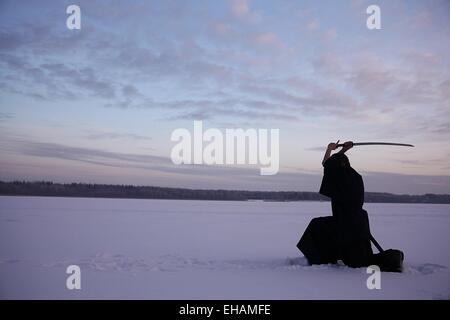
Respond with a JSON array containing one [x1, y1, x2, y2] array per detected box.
[[0, 196, 449, 299]]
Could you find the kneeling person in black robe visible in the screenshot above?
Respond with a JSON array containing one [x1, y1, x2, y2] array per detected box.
[[298, 141, 373, 268]]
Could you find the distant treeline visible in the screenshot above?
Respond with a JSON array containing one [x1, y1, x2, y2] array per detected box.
[[0, 181, 449, 204]]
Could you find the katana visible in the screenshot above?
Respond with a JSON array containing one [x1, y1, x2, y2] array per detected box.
[[336, 142, 414, 147]]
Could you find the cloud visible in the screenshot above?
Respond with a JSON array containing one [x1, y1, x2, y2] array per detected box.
[[312, 53, 343, 75], [1, 16, 448, 138], [12, 141, 167, 166], [0, 112, 14, 121], [167, 107, 298, 122], [254, 32, 282, 47], [84, 131, 152, 141], [0, 52, 117, 100], [230, 0, 261, 23], [238, 82, 361, 117], [153, 97, 299, 122], [210, 21, 232, 36], [362, 171, 450, 195], [41, 63, 116, 99], [306, 50, 450, 134], [2, 2, 445, 131], [323, 28, 337, 41], [423, 121, 450, 135], [306, 20, 319, 32], [439, 78, 450, 100], [121, 84, 142, 98], [231, 0, 250, 18], [0, 138, 266, 180]]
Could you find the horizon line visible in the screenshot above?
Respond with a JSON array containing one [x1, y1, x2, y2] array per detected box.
[[1, 179, 449, 197]]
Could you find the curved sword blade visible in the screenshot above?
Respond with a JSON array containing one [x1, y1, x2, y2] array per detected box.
[[337, 142, 414, 147]]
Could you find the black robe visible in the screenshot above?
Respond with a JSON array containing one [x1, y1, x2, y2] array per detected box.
[[318, 154, 373, 267]]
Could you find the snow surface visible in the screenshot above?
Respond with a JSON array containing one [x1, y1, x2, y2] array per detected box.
[[0, 196, 449, 299]]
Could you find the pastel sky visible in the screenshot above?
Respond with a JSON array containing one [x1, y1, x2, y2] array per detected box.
[[0, 0, 449, 194]]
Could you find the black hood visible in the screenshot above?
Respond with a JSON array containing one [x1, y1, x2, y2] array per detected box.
[[319, 153, 364, 208]]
